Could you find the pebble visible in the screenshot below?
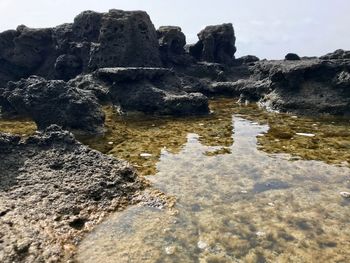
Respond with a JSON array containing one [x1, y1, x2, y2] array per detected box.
[[240, 190, 248, 194], [165, 246, 176, 255], [256, 231, 266, 237], [296, 133, 315, 137], [197, 240, 208, 250], [267, 202, 275, 207], [340, 192, 350, 198], [140, 153, 152, 158], [107, 142, 114, 145]]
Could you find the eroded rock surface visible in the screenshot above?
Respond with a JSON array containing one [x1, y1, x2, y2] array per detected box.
[[95, 67, 209, 115], [0, 125, 144, 262], [189, 23, 236, 64], [1, 76, 105, 134], [251, 59, 350, 115], [0, 9, 162, 87]]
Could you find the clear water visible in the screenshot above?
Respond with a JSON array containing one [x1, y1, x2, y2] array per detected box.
[[1, 100, 350, 262], [74, 100, 350, 263]]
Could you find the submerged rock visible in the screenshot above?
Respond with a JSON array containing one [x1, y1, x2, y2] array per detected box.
[[2, 76, 105, 134], [0, 125, 144, 262]]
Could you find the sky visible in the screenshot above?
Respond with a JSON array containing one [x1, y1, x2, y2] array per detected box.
[[0, 0, 349, 59]]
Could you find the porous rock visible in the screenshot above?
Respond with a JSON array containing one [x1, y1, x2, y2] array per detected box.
[[0, 125, 144, 262]]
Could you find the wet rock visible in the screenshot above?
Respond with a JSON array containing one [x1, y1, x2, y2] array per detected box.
[[320, 49, 350, 60], [157, 26, 192, 66], [253, 180, 290, 193], [189, 23, 236, 64], [285, 53, 301, 61], [2, 76, 105, 134], [94, 67, 209, 115], [0, 125, 144, 262], [340, 192, 350, 198]]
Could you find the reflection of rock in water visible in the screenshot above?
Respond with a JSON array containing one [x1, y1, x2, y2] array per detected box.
[[77, 116, 350, 262]]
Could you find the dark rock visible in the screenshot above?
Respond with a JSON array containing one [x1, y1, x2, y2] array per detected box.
[[157, 26, 192, 66], [235, 55, 260, 65], [189, 23, 236, 64], [0, 125, 144, 262], [89, 9, 162, 69], [252, 59, 350, 116], [2, 76, 105, 134], [320, 49, 350, 60], [285, 53, 301, 61], [54, 54, 82, 80], [94, 67, 209, 115]]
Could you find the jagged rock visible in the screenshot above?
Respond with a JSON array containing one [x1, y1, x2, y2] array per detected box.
[[285, 53, 301, 61], [320, 49, 350, 60], [0, 125, 144, 262], [157, 26, 192, 65], [0, 9, 162, 87], [189, 23, 236, 64], [2, 76, 105, 134], [89, 9, 162, 69], [94, 67, 209, 115], [68, 74, 110, 102], [252, 59, 350, 115]]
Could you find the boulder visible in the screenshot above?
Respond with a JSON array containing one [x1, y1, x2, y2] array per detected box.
[[2, 76, 105, 134], [285, 53, 301, 61], [94, 67, 209, 115], [189, 23, 236, 64], [157, 26, 191, 65], [0, 125, 144, 262]]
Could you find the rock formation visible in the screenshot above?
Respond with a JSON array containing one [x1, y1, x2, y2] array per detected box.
[[0, 125, 144, 262], [157, 26, 191, 66], [94, 67, 209, 115], [320, 49, 350, 60], [2, 76, 105, 134], [189, 23, 236, 64]]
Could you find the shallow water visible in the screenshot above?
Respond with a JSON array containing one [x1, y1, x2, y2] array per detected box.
[[75, 100, 350, 263], [1, 100, 350, 262]]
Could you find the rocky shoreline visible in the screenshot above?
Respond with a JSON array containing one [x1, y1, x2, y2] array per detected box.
[[0, 8, 349, 262]]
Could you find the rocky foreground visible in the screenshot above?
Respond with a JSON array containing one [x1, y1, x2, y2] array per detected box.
[[0, 8, 349, 262], [0, 125, 145, 262]]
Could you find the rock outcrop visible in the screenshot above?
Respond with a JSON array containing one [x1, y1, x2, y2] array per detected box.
[[320, 49, 350, 60], [94, 67, 209, 115], [189, 23, 236, 64], [251, 59, 350, 115], [0, 125, 144, 262], [0, 9, 162, 88], [1, 76, 105, 134], [157, 26, 191, 66]]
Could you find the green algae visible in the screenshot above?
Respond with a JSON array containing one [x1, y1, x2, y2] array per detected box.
[[0, 116, 36, 136], [77, 115, 350, 263]]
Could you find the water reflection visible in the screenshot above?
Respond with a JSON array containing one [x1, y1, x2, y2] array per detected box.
[[77, 117, 350, 262]]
